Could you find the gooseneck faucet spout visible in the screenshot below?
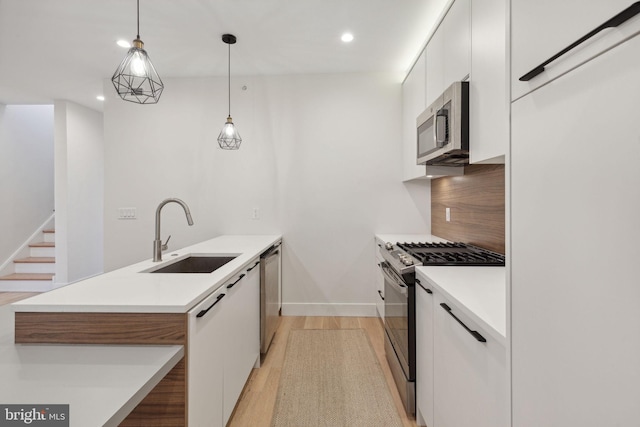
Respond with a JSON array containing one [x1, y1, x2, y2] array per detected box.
[[153, 198, 194, 262]]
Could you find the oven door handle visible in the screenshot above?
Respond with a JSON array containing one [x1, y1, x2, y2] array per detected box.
[[380, 262, 407, 295]]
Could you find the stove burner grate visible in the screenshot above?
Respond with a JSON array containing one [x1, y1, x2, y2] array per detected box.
[[396, 242, 505, 266]]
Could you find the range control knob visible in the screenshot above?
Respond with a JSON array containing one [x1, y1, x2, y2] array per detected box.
[[402, 257, 414, 266], [385, 242, 394, 250]]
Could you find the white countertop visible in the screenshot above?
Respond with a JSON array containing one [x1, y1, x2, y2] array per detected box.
[[12, 235, 281, 314], [416, 266, 506, 345], [0, 306, 183, 427]]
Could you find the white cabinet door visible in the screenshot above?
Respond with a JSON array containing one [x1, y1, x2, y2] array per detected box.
[[511, 34, 640, 427], [375, 244, 385, 321], [442, 0, 471, 87], [425, 27, 445, 108], [222, 259, 261, 425], [511, 0, 639, 100], [415, 276, 435, 427], [469, 0, 507, 164], [402, 50, 427, 181], [433, 293, 508, 427], [426, 0, 471, 107], [188, 286, 226, 427]]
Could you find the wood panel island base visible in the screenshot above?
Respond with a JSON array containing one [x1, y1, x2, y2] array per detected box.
[[14, 311, 188, 427]]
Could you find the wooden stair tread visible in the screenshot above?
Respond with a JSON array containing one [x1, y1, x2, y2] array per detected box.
[[29, 242, 55, 248], [14, 257, 55, 263], [0, 273, 54, 281]]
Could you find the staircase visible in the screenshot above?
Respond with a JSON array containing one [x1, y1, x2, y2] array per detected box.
[[0, 229, 56, 292]]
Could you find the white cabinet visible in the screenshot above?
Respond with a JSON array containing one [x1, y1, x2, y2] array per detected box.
[[426, 0, 471, 107], [223, 257, 261, 425], [468, 0, 508, 164], [442, 0, 471, 85], [511, 0, 640, 100], [511, 34, 640, 427], [374, 240, 385, 321], [415, 277, 435, 427], [188, 286, 226, 427], [188, 258, 261, 427], [425, 27, 445, 108], [433, 293, 508, 427], [402, 50, 427, 181]]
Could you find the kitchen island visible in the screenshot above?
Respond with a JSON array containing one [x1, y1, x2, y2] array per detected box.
[[10, 234, 282, 427]]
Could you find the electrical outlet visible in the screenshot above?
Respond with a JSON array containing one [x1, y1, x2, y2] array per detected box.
[[252, 207, 260, 220], [445, 207, 451, 222], [118, 207, 137, 219]]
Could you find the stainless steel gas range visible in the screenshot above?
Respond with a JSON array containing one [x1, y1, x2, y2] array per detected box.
[[378, 241, 505, 415]]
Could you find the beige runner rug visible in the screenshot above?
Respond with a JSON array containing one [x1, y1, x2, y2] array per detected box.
[[271, 328, 403, 427]]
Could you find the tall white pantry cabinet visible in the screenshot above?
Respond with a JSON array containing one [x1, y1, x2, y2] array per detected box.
[[510, 1, 640, 426]]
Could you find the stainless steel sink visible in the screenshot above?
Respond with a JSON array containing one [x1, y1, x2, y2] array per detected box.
[[148, 255, 237, 273]]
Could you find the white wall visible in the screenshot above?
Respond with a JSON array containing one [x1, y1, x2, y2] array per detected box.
[[0, 104, 54, 264], [54, 101, 104, 285], [103, 72, 429, 315]]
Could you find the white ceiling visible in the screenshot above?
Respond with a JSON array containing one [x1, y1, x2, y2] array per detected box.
[[0, 0, 446, 111]]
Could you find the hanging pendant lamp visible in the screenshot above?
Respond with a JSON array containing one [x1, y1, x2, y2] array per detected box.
[[217, 34, 242, 150], [111, 0, 164, 104]]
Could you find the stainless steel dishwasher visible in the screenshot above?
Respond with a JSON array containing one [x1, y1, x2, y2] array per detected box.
[[260, 242, 281, 354]]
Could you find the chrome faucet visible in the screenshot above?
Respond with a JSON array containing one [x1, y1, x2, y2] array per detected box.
[[153, 198, 194, 262]]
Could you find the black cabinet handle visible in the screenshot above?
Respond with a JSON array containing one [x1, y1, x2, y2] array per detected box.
[[226, 274, 246, 289], [416, 279, 433, 294], [519, 2, 640, 81], [377, 290, 385, 301], [246, 261, 260, 272], [196, 293, 225, 318], [440, 303, 486, 343]]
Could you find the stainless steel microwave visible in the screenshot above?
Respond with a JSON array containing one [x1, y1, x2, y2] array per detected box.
[[416, 81, 469, 166]]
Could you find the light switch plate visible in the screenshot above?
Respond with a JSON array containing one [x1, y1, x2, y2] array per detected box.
[[445, 207, 451, 222], [118, 207, 137, 219]]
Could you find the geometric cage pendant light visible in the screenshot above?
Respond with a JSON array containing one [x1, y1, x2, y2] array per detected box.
[[111, 0, 164, 104], [217, 34, 242, 150]]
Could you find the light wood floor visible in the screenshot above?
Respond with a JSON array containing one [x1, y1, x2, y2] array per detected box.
[[0, 292, 40, 306], [228, 316, 419, 427]]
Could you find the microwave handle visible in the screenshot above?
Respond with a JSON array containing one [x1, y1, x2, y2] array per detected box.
[[435, 109, 448, 147]]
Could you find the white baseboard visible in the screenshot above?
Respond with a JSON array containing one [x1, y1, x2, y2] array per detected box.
[[281, 303, 377, 317]]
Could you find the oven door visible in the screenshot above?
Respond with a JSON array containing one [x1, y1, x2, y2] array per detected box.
[[382, 261, 411, 378]]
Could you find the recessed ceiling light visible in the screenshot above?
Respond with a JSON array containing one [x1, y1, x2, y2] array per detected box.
[[96, 95, 105, 101], [116, 39, 131, 48], [341, 33, 354, 43]]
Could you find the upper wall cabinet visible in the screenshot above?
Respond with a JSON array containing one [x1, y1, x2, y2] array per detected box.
[[512, 0, 640, 101], [426, 0, 471, 107], [402, 50, 427, 181], [469, 0, 508, 164]]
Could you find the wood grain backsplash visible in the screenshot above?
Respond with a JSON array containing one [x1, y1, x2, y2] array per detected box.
[[431, 164, 505, 254]]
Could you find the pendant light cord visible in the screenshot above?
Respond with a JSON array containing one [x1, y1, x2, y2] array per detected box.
[[228, 42, 231, 117], [136, 0, 140, 39]]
